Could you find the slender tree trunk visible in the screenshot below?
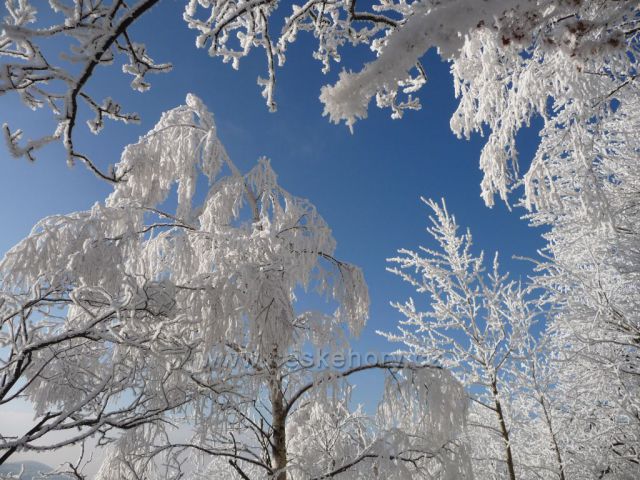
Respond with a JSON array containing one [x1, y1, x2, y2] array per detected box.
[[270, 359, 287, 480], [540, 396, 566, 480], [491, 379, 517, 480]]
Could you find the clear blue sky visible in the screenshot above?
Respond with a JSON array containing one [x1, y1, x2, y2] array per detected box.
[[0, 2, 544, 409]]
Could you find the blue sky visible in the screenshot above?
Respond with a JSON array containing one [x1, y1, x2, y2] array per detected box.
[[0, 1, 545, 427]]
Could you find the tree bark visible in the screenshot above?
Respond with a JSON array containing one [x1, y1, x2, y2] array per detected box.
[[540, 396, 566, 480], [492, 379, 517, 480], [270, 359, 287, 480]]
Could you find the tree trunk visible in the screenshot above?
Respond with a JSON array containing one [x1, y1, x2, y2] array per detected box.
[[492, 379, 517, 480], [270, 360, 287, 480], [540, 396, 566, 480]]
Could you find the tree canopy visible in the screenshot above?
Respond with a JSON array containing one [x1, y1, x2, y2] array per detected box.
[[1, 1, 639, 478]]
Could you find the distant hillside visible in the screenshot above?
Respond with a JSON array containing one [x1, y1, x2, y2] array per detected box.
[[0, 461, 70, 479]]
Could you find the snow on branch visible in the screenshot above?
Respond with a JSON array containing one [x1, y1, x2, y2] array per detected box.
[[0, 0, 169, 181], [3, 1, 637, 214], [183, 0, 640, 213]]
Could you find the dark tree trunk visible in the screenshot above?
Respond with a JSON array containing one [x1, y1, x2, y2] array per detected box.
[[492, 379, 517, 480]]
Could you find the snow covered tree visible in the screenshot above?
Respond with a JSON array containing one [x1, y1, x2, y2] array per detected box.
[[3, 1, 640, 477], [0, 96, 471, 479], [3, 0, 638, 203], [381, 199, 538, 480], [508, 328, 640, 479], [383, 197, 640, 479], [507, 341, 568, 480], [525, 309, 640, 478], [519, 39, 640, 478]]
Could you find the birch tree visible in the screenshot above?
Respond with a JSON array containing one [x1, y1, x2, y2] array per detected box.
[[0, 96, 471, 479], [523, 63, 640, 478], [381, 199, 538, 480]]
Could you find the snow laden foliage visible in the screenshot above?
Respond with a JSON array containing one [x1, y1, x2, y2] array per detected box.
[[184, 0, 639, 214], [3, 1, 638, 208], [448, 2, 640, 208], [385, 200, 640, 479], [0, 96, 470, 479], [507, 340, 639, 480], [515, 19, 640, 480], [448, 2, 640, 476]]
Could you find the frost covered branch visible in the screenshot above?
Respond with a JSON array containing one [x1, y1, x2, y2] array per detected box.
[[1, 0, 168, 181]]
